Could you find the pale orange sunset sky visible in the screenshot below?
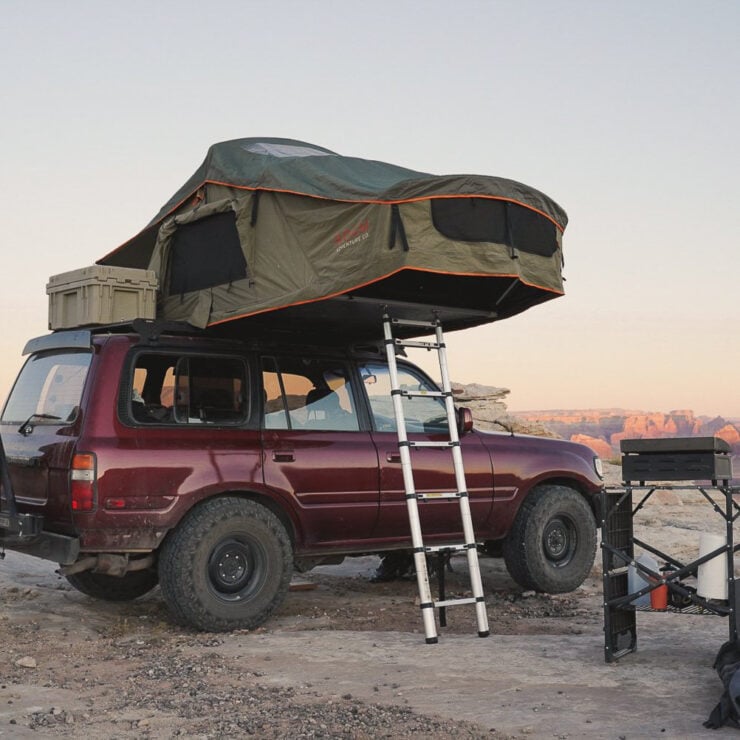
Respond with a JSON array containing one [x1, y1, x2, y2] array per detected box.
[[1, 2, 738, 417]]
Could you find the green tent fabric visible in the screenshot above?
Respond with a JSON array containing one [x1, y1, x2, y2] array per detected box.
[[99, 138, 568, 341]]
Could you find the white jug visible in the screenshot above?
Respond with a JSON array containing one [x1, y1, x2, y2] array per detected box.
[[627, 553, 658, 607]]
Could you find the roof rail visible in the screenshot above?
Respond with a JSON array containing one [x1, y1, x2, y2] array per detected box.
[[131, 318, 201, 344]]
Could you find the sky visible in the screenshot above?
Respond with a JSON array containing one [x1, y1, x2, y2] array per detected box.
[[1, 1, 738, 417]]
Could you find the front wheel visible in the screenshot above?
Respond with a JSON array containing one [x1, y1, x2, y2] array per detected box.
[[503, 485, 596, 593], [158, 497, 292, 632]]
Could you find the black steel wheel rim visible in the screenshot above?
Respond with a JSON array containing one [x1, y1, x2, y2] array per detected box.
[[542, 516, 577, 567], [207, 536, 264, 601]]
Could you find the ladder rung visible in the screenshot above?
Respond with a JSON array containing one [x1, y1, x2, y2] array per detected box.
[[424, 544, 469, 553], [390, 317, 438, 329], [408, 440, 455, 448], [400, 389, 446, 398], [434, 597, 478, 608], [417, 492, 461, 500], [395, 339, 440, 350]]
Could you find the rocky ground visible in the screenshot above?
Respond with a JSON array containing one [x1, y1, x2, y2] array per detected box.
[[1, 465, 739, 738], [0, 557, 583, 739]]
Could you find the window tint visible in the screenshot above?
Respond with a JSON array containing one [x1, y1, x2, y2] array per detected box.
[[129, 353, 247, 425], [2, 351, 91, 424], [360, 362, 448, 434], [261, 356, 359, 431]]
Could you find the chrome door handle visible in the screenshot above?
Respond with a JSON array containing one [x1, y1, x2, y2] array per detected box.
[[272, 451, 295, 463]]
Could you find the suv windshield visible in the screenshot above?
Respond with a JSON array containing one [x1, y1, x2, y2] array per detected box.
[[1, 351, 91, 425]]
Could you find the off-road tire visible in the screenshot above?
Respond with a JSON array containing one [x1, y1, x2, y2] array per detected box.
[[158, 497, 292, 632], [65, 569, 159, 602], [503, 484, 596, 593]]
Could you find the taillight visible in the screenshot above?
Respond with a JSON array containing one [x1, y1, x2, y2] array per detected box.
[[71, 453, 96, 512]]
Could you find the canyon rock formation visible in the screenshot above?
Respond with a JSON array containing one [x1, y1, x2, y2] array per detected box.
[[453, 383, 740, 468]]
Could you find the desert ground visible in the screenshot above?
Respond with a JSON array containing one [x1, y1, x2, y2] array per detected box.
[[1, 465, 739, 739]]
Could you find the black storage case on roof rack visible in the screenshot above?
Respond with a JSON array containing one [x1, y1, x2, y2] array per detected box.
[[620, 436, 733, 483]]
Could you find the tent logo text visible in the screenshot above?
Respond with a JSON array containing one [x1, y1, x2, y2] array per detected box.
[[334, 219, 370, 254]]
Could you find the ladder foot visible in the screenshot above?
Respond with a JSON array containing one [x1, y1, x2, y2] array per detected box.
[[425, 636, 439, 645], [478, 630, 490, 638]]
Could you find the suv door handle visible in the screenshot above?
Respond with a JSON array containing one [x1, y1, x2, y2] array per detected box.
[[386, 451, 401, 463], [272, 451, 295, 463]]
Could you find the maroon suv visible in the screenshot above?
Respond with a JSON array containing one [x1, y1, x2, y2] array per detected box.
[[0, 325, 603, 631]]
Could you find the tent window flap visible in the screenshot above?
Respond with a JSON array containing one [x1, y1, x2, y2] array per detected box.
[[169, 211, 247, 294], [431, 198, 557, 257]]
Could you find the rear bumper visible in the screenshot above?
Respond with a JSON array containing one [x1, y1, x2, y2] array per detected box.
[[0, 512, 80, 564]]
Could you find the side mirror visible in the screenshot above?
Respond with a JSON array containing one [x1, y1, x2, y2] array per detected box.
[[457, 406, 474, 435]]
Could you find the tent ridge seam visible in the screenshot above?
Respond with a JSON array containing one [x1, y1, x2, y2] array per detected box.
[[198, 181, 567, 232]]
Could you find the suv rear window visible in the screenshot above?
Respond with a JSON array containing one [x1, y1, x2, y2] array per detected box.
[[1, 351, 91, 424]]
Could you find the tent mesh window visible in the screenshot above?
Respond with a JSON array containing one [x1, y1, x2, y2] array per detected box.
[[169, 211, 247, 294], [431, 198, 558, 257]]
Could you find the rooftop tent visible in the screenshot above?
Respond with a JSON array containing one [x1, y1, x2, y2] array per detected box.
[[98, 137, 568, 341]]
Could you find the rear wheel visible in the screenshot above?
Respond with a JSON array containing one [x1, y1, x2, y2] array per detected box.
[[65, 569, 159, 602], [158, 497, 292, 632], [503, 485, 596, 593]]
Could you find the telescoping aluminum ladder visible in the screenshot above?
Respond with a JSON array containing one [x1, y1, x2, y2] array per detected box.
[[382, 313, 490, 644]]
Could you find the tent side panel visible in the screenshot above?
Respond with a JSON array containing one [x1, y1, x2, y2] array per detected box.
[[152, 192, 404, 328], [399, 200, 564, 295]]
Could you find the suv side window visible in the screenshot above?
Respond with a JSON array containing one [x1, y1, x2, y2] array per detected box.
[[360, 362, 448, 434], [129, 353, 248, 425], [261, 356, 359, 431]]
